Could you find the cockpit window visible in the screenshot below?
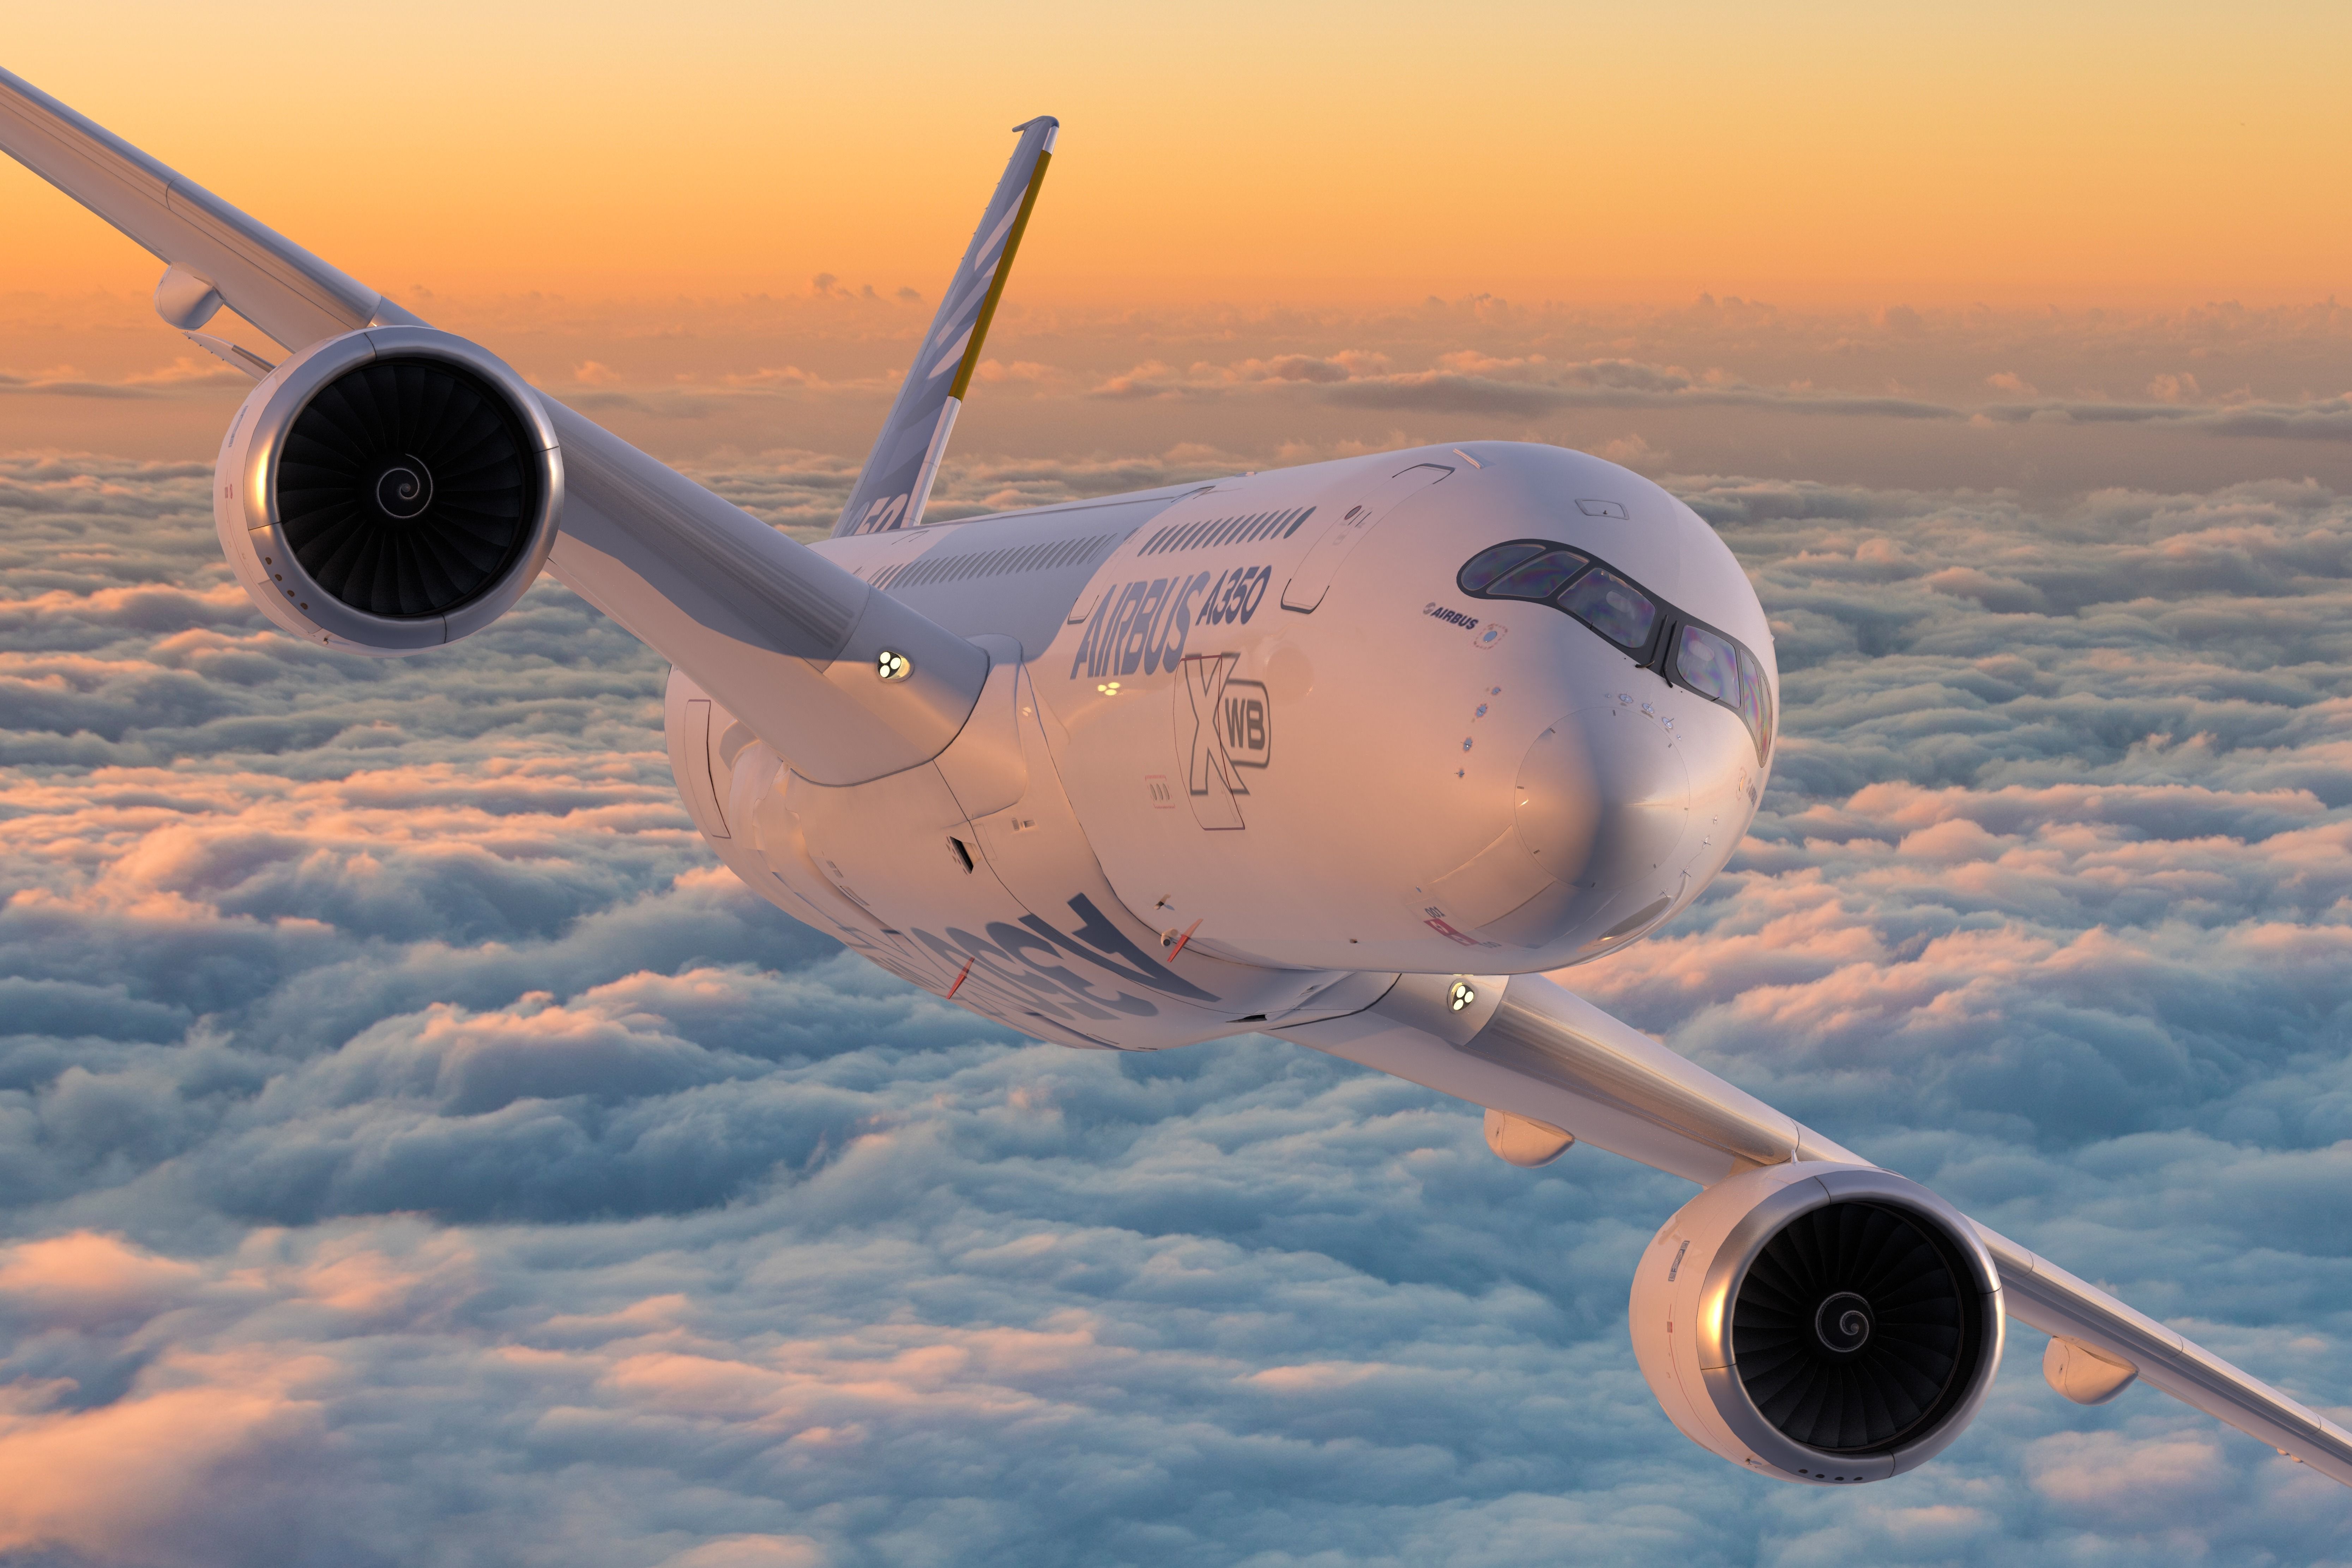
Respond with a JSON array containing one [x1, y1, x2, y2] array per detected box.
[[1485, 547, 1588, 601], [1454, 535, 1773, 763], [1737, 647, 1774, 763], [1675, 624, 1739, 704], [1456, 541, 1547, 593], [1558, 567, 1657, 650]]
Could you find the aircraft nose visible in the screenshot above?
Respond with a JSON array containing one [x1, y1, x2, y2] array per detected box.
[[1508, 700, 1691, 940]]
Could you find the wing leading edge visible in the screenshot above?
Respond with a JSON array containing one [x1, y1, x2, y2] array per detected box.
[[0, 65, 416, 351], [833, 116, 1058, 537], [1274, 973, 2352, 1487]]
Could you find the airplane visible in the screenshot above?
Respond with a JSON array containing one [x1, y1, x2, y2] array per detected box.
[[2, 64, 2346, 1493]]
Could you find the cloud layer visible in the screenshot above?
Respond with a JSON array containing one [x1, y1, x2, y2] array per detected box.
[[13, 291, 2352, 502], [1, 452, 2351, 1566]]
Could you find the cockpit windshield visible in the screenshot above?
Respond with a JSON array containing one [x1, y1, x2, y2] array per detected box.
[[1455, 537, 1773, 763], [1559, 567, 1658, 650], [1458, 541, 1547, 592], [1675, 624, 1739, 703], [1484, 547, 1588, 601]]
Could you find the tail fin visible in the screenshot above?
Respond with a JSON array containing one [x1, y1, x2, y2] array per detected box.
[[833, 116, 1057, 537]]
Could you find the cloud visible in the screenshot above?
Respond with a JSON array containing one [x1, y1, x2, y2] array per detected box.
[[0, 1231, 200, 1324], [1, 451, 2351, 1565], [1975, 393, 2352, 441], [0, 360, 248, 400], [0, 1355, 346, 1567], [26, 291, 2352, 517], [1598, 433, 1667, 471], [657, 1539, 825, 1568], [1084, 348, 2352, 451], [1086, 350, 1969, 421], [2025, 1427, 2237, 1524]]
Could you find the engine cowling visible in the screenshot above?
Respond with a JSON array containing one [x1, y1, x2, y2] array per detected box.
[[1630, 1162, 2003, 1484], [214, 326, 561, 654]]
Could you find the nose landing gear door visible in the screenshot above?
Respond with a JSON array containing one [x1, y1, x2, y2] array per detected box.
[[1280, 461, 1452, 613]]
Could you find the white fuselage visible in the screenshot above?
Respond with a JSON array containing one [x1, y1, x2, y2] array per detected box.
[[665, 441, 1776, 1051]]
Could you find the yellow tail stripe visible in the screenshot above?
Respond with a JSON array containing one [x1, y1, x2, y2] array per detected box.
[[947, 150, 1052, 402]]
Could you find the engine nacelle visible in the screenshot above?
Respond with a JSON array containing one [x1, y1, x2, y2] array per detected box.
[[215, 326, 561, 654], [1630, 1163, 2003, 1484]]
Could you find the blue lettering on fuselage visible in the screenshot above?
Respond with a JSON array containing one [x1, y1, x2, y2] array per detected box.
[[1069, 565, 1272, 681], [907, 894, 1222, 1022]]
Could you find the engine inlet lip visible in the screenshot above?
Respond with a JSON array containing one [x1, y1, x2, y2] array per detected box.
[[232, 325, 564, 652]]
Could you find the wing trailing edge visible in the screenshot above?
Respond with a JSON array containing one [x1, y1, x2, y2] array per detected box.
[[833, 116, 1059, 538]]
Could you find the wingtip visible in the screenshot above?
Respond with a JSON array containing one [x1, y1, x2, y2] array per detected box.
[[1011, 115, 1060, 133]]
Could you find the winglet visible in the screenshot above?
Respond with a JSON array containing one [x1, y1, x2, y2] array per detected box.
[[832, 116, 1059, 537]]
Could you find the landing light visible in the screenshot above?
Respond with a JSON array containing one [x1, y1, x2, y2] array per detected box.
[[876, 650, 913, 681], [1448, 981, 1477, 1012]]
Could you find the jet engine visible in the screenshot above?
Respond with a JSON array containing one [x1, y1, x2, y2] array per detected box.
[[214, 326, 562, 653], [1629, 1163, 2003, 1484]]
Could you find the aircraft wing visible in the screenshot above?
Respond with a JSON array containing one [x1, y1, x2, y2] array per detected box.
[[1274, 971, 2352, 1486], [832, 116, 1057, 537], [0, 65, 414, 350], [0, 64, 993, 787]]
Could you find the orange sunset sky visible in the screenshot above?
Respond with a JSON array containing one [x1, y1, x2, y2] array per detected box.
[[5, 2, 2352, 501], [4, 0, 2348, 309]]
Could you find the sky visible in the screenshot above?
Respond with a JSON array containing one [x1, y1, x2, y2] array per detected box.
[[4, 1, 2352, 307], [5, 5, 2352, 1565]]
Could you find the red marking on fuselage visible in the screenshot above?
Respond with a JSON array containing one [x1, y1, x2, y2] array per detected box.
[[1424, 916, 1480, 948]]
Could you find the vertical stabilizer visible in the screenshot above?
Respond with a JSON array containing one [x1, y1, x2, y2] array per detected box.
[[833, 116, 1058, 537]]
